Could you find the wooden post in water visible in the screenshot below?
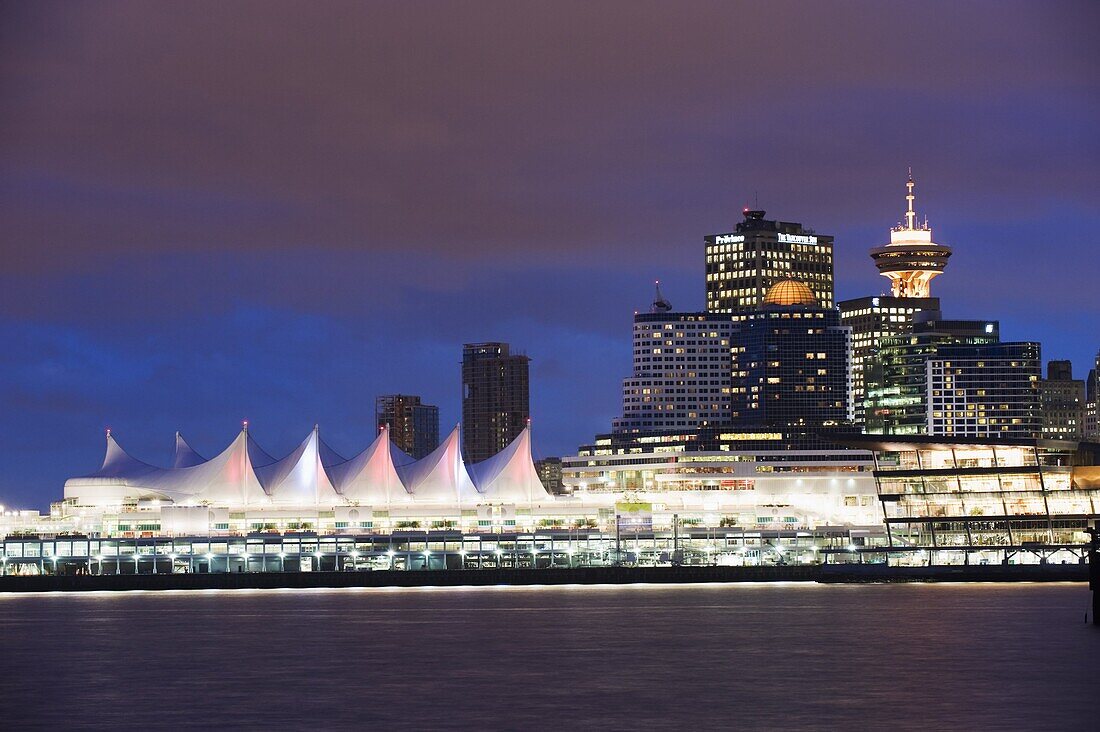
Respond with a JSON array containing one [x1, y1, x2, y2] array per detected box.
[[1087, 523, 1099, 625]]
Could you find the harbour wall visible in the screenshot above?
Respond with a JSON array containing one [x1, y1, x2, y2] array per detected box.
[[0, 563, 1087, 593]]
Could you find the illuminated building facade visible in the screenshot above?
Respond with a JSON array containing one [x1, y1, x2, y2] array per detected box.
[[842, 435, 1100, 565], [616, 280, 849, 432], [839, 295, 940, 426], [0, 525, 879, 575], [705, 209, 833, 313], [563, 427, 881, 532], [613, 304, 735, 433], [730, 280, 851, 427], [865, 314, 1000, 435], [924, 342, 1042, 438], [1040, 360, 1086, 440]]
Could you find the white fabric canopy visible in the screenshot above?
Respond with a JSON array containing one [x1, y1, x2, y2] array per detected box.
[[174, 428, 271, 506], [63, 432, 172, 504], [468, 426, 551, 503], [256, 427, 340, 505], [396, 425, 481, 504], [329, 426, 413, 506], [64, 423, 554, 509]]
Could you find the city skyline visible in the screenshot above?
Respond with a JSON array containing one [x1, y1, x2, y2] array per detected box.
[[2, 2, 1098, 509]]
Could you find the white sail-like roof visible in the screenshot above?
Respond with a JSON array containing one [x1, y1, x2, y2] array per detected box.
[[255, 427, 340, 505], [329, 426, 413, 506], [468, 426, 551, 503], [64, 422, 555, 510], [172, 432, 207, 468], [93, 431, 161, 479], [173, 427, 271, 506], [396, 425, 481, 504], [63, 432, 173, 503], [64, 428, 274, 506]]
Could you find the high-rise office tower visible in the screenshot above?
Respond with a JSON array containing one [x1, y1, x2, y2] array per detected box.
[[461, 342, 530, 462], [705, 209, 833, 313], [840, 173, 947, 426], [866, 314, 1041, 438], [1084, 353, 1099, 440], [840, 295, 940, 426], [1039, 360, 1086, 440], [613, 285, 735, 433], [729, 279, 851, 428], [375, 394, 440, 459], [924, 343, 1042, 439], [865, 315, 997, 435]]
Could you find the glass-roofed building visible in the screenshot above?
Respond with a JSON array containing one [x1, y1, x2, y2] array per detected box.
[[840, 435, 1100, 565]]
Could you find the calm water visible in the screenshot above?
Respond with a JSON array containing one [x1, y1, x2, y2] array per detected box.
[[1, 583, 1097, 730]]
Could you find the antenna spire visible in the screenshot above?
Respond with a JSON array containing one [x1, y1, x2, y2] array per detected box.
[[651, 280, 672, 313], [904, 168, 916, 230]]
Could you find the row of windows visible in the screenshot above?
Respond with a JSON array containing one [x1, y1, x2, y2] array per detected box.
[[640, 347, 729, 354], [634, 324, 729, 333], [706, 269, 832, 282], [628, 380, 729, 386]]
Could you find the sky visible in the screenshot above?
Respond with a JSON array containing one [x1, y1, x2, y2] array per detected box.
[[1, 1, 1098, 509]]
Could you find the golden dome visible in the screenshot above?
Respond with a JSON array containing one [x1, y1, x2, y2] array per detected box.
[[763, 279, 817, 307]]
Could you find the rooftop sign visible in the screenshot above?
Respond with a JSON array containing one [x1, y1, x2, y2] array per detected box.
[[778, 233, 818, 245]]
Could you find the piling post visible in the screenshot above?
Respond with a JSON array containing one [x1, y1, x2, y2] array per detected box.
[[1087, 523, 1098, 626]]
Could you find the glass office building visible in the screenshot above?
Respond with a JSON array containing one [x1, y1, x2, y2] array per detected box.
[[729, 279, 851, 427], [839, 295, 940, 426]]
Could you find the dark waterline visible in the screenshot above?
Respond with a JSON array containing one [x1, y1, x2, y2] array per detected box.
[[1, 583, 1097, 730]]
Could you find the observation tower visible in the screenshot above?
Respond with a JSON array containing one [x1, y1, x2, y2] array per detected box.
[[868, 171, 951, 298]]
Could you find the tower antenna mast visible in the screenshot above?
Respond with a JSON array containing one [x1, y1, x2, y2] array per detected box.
[[905, 167, 916, 230]]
